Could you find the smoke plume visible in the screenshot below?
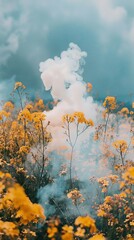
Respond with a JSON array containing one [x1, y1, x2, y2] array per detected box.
[[38, 43, 133, 218]]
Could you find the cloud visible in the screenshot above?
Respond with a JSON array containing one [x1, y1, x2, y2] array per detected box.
[[0, 0, 26, 67], [0, 76, 15, 101], [0, 34, 19, 65], [93, 0, 127, 23]]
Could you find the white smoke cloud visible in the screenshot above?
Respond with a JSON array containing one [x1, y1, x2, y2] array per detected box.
[[39, 43, 98, 151], [38, 43, 133, 218], [38, 43, 105, 217]]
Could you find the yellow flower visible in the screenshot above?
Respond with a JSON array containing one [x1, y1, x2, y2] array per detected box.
[[126, 167, 134, 178], [62, 225, 74, 233], [61, 232, 74, 240], [3, 101, 14, 110], [14, 82, 26, 90], [19, 146, 30, 154], [103, 96, 116, 111], [73, 112, 86, 123], [0, 221, 19, 237], [0, 110, 10, 120], [18, 108, 32, 122], [5, 173, 11, 178], [62, 112, 94, 127], [89, 233, 106, 240], [62, 114, 75, 123], [126, 234, 134, 240], [104, 196, 112, 203], [120, 107, 129, 115], [75, 227, 85, 237], [85, 119, 94, 126], [112, 140, 128, 153], [108, 174, 118, 183], [122, 167, 134, 184], [47, 226, 58, 238], [75, 216, 97, 233], [67, 189, 85, 205], [32, 112, 46, 123], [62, 225, 74, 240], [119, 192, 127, 198], [0, 182, 5, 193], [97, 209, 106, 217], [25, 104, 33, 110]]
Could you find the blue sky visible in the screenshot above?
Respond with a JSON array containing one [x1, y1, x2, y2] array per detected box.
[[0, 0, 134, 102]]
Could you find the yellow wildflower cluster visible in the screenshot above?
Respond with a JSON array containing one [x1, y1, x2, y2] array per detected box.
[[130, 110, 134, 115], [0, 221, 19, 238], [112, 139, 128, 153], [19, 145, 30, 155], [0, 110, 10, 120], [0, 171, 45, 238], [35, 99, 45, 110], [122, 167, 134, 185], [14, 81, 26, 90], [75, 226, 85, 237], [67, 188, 85, 205], [63, 111, 94, 126], [47, 226, 58, 239], [103, 96, 116, 111], [97, 177, 109, 193], [1, 80, 134, 239], [75, 216, 97, 234], [120, 107, 129, 115], [62, 225, 74, 240], [32, 111, 46, 124], [47, 215, 104, 240], [108, 174, 118, 183], [89, 233, 106, 240], [18, 108, 32, 122], [47, 218, 60, 239], [3, 101, 14, 111], [96, 174, 118, 195], [97, 166, 134, 238]]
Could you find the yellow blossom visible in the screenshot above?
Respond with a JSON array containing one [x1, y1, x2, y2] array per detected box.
[[120, 107, 129, 115], [62, 225, 74, 240], [47, 226, 58, 238], [75, 227, 85, 237], [112, 140, 128, 153], [75, 216, 97, 233], [103, 96, 116, 111], [0, 221, 19, 237], [3, 101, 14, 110], [97, 209, 106, 217], [14, 82, 26, 90], [19, 146, 30, 154], [89, 233, 106, 240], [67, 189, 85, 205]]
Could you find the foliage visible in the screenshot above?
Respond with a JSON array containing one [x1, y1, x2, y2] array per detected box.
[[0, 82, 134, 239]]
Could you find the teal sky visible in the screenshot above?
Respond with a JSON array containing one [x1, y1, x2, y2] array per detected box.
[[0, 0, 134, 102]]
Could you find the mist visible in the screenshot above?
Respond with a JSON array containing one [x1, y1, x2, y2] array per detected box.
[[37, 43, 133, 218]]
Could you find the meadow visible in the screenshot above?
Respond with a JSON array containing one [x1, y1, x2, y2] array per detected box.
[[0, 42, 133, 240]]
